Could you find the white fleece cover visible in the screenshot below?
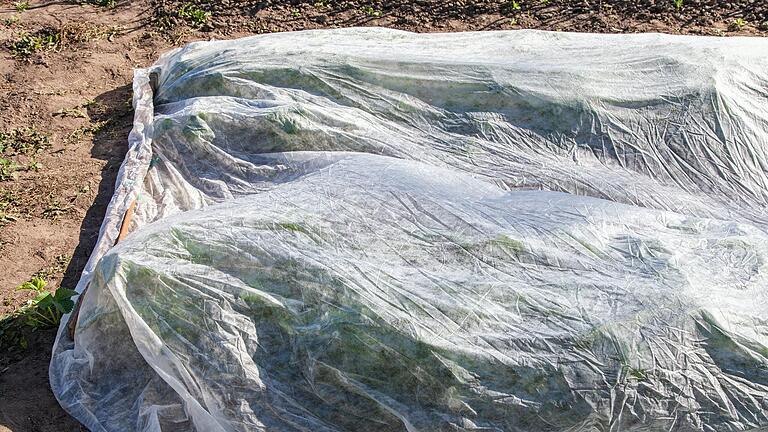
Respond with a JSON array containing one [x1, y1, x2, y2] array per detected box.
[[50, 29, 768, 432]]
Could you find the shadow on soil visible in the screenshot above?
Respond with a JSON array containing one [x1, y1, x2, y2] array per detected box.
[[0, 84, 133, 432]]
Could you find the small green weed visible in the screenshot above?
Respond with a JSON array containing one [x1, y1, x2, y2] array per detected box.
[[10, 23, 115, 59], [26, 158, 42, 172], [1, 272, 76, 353], [5, 15, 20, 26], [14, 1, 29, 12], [15, 277, 77, 329], [34, 255, 71, 280], [0, 128, 50, 155], [178, 3, 211, 27], [0, 189, 18, 205], [510, 0, 522, 11], [0, 213, 16, 226], [672, 0, 683, 10], [730, 18, 747, 31], [17, 276, 47, 292], [0, 159, 20, 181], [65, 120, 109, 145], [42, 187, 88, 220], [0, 189, 18, 220], [42, 199, 69, 220], [361, 5, 382, 17], [0, 128, 51, 181], [9, 29, 60, 58]]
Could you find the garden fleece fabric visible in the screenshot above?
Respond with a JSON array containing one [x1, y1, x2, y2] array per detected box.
[[50, 29, 768, 431]]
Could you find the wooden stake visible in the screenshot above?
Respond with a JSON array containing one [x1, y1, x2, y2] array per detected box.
[[67, 199, 137, 340]]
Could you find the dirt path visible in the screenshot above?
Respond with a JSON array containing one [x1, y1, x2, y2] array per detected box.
[[0, 0, 764, 430]]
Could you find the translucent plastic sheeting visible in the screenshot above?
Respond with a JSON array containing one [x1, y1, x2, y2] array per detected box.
[[51, 29, 768, 431]]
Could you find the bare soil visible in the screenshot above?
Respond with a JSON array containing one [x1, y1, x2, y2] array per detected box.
[[0, 0, 764, 430]]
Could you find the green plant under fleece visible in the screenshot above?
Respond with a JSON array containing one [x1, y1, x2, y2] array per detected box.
[[50, 29, 768, 432]]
